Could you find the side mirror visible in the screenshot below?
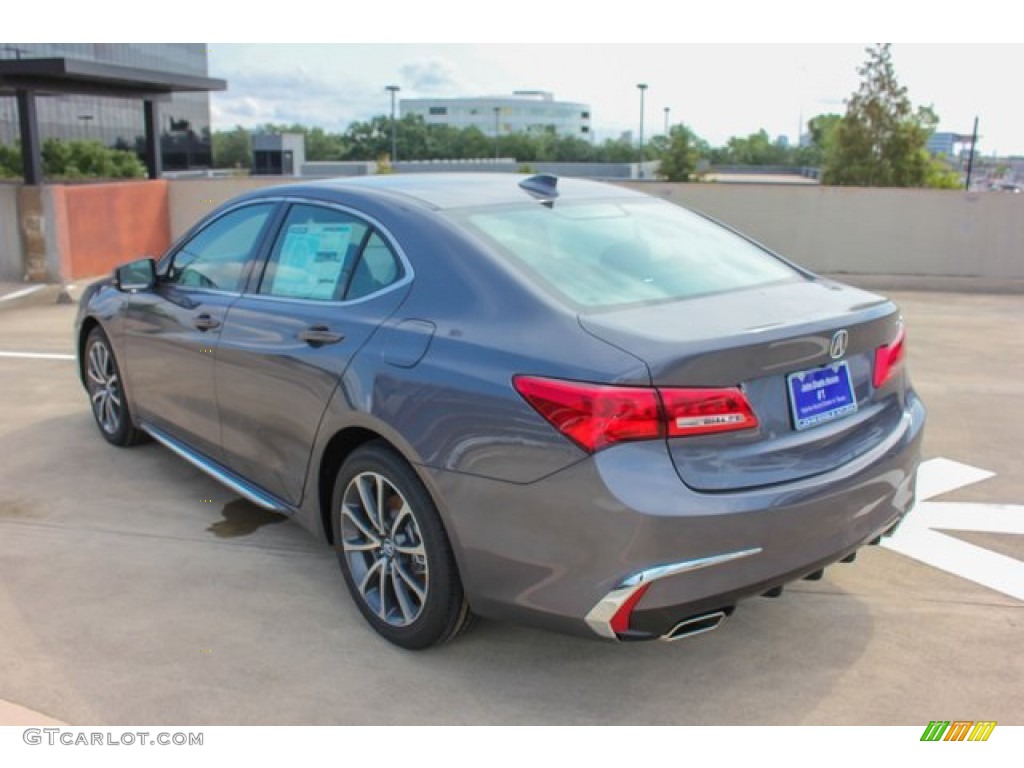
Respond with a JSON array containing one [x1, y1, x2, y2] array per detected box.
[[115, 257, 157, 292]]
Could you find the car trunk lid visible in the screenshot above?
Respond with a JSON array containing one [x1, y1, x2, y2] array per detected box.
[[579, 278, 908, 491]]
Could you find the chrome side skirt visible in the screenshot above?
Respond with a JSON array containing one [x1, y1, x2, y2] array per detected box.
[[140, 422, 294, 514]]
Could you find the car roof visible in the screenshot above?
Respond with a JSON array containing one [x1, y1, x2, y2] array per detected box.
[[248, 173, 648, 211]]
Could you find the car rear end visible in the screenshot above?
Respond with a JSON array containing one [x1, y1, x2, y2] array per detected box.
[[440, 187, 925, 641]]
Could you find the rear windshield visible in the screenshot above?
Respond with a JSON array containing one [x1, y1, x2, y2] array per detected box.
[[453, 199, 801, 309]]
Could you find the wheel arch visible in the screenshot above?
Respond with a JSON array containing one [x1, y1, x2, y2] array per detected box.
[[315, 425, 466, 574], [318, 426, 395, 546], [77, 316, 102, 386]]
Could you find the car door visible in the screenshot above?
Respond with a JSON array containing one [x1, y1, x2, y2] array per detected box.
[[214, 201, 412, 506], [124, 202, 278, 461]]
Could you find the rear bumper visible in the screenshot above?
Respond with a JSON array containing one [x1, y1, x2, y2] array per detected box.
[[423, 390, 925, 640]]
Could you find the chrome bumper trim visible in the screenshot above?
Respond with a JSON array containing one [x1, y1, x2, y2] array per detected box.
[[584, 547, 762, 640]]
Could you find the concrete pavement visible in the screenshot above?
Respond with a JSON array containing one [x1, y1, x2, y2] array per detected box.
[[0, 289, 1021, 725]]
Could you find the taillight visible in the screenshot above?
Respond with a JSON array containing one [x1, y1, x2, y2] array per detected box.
[[511, 376, 661, 453], [513, 376, 758, 453], [873, 324, 906, 389], [660, 387, 759, 437]]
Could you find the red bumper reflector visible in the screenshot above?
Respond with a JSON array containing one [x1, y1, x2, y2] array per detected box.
[[610, 583, 651, 634]]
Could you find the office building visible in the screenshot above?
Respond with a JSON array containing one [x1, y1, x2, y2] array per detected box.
[[401, 91, 591, 138], [0, 43, 214, 170]]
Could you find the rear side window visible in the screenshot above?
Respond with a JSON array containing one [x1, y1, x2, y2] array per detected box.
[[346, 233, 402, 301], [457, 199, 800, 308], [259, 204, 369, 301], [258, 204, 403, 302]]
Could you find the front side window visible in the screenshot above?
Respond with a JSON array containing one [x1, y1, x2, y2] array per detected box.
[[167, 204, 274, 292]]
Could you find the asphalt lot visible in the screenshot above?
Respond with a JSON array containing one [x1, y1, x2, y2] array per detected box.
[[0, 287, 1021, 725]]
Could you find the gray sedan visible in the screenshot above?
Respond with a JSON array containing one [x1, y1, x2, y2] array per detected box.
[[75, 174, 925, 649]]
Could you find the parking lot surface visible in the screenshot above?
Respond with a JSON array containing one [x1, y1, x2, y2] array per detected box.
[[0, 288, 1021, 725]]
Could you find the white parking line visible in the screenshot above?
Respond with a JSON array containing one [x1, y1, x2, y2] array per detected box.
[[0, 351, 76, 360], [0, 285, 45, 302], [883, 458, 1024, 602]]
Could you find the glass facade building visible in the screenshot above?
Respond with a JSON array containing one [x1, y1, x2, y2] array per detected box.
[[0, 43, 213, 169]]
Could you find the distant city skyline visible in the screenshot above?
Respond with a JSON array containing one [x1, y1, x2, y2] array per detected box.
[[207, 44, 1024, 156]]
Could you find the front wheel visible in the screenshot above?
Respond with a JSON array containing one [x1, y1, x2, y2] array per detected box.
[[332, 442, 473, 649], [83, 326, 148, 447]]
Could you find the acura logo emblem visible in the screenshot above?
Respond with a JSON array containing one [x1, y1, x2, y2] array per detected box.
[[829, 330, 849, 359]]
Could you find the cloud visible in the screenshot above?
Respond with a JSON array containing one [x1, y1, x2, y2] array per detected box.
[[211, 67, 383, 131], [398, 58, 466, 94]]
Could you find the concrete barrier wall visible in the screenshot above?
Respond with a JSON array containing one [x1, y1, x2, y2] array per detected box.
[[0, 184, 21, 281], [57, 181, 171, 280], [620, 183, 1024, 279], [163, 178, 1024, 280], [168, 178, 291, 241]]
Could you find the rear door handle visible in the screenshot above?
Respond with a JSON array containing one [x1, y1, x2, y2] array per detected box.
[[298, 325, 345, 346], [194, 313, 221, 331]]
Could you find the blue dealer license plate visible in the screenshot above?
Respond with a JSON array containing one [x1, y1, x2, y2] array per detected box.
[[787, 361, 858, 431]]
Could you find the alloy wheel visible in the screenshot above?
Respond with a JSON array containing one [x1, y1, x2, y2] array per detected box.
[[86, 339, 122, 435], [340, 471, 429, 627]]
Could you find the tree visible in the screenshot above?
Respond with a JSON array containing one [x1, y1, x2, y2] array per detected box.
[[657, 124, 704, 181], [794, 113, 841, 167], [37, 139, 146, 179], [824, 44, 945, 188], [212, 126, 252, 169], [0, 142, 21, 178], [1, 139, 146, 179], [594, 138, 636, 163], [305, 127, 347, 161], [342, 116, 391, 161], [706, 128, 792, 166]]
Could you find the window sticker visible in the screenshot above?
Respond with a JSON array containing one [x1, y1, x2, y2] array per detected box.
[[272, 222, 354, 300]]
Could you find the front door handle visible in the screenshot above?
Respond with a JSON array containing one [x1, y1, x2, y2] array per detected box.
[[298, 325, 345, 347], [194, 313, 220, 331]]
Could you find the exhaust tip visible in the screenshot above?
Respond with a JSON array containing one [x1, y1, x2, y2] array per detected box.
[[661, 610, 727, 642]]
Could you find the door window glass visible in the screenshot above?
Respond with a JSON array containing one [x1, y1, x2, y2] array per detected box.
[[259, 205, 369, 301], [167, 204, 274, 292], [345, 232, 403, 301]]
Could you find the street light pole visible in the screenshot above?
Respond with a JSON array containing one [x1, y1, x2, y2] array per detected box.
[[494, 106, 500, 161], [386, 85, 400, 163], [664, 107, 670, 136], [965, 115, 979, 191], [637, 83, 648, 179]]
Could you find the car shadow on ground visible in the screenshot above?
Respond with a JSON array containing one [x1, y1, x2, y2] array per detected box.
[[0, 409, 879, 725]]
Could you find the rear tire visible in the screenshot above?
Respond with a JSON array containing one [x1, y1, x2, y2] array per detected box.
[[83, 326, 148, 447], [332, 441, 473, 649]]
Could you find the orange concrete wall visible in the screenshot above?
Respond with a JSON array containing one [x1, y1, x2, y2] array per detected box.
[[56, 180, 170, 280]]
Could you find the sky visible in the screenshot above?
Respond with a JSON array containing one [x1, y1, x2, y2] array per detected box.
[[205, 44, 1024, 156]]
